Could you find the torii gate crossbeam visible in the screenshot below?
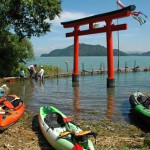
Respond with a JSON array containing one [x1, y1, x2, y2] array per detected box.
[[61, 5, 135, 88]]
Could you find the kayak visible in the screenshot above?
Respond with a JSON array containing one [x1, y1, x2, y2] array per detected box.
[[129, 91, 150, 125], [38, 106, 96, 150], [0, 94, 25, 131]]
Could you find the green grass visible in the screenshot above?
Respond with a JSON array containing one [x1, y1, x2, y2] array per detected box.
[[15, 64, 62, 77]]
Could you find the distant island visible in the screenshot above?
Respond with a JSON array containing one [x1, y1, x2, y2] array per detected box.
[[41, 43, 150, 57]]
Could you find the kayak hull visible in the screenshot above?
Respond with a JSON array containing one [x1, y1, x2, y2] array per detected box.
[[38, 106, 95, 150], [0, 95, 25, 130], [129, 91, 150, 125]]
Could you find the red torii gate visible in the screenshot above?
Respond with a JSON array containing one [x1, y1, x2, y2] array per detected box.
[[61, 5, 135, 87]]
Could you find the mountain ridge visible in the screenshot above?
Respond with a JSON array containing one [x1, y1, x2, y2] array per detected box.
[[41, 43, 150, 57]]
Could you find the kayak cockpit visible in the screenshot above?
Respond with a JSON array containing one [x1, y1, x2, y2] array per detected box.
[[44, 112, 70, 129]]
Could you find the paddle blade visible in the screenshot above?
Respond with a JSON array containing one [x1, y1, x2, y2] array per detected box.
[[73, 143, 83, 150], [3, 100, 14, 109]]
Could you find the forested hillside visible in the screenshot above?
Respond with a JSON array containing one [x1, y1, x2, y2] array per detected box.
[[41, 43, 128, 57]]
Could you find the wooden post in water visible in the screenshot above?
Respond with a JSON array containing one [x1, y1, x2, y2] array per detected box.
[[65, 60, 68, 72], [125, 61, 128, 72], [133, 60, 137, 72], [134, 60, 136, 68], [82, 62, 84, 71], [57, 67, 59, 78], [92, 69, 94, 75], [103, 63, 105, 73], [81, 62, 85, 75], [100, 62, 102, 70]]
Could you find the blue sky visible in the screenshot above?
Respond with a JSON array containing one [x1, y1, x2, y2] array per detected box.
[[31, 0, 150, 56]]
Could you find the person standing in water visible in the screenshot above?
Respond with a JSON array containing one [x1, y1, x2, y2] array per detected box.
[[28, 64, 37, 79], [20, 68, 25, 81], [38, 65, 45, 81]]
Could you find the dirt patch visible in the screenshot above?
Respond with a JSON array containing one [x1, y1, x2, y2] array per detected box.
[[0, 110, 150, 150]]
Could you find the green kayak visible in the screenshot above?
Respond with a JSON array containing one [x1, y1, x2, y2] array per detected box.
[[38, 106, 96, 150], [129, 91, 150, 125]]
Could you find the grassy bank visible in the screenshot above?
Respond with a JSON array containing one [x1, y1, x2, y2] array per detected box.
[[16, 65, 62, 77], [0, 110, 150, 150], [0, 65, 63, 82]]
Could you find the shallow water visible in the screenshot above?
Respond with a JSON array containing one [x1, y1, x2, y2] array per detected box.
[[5, 71, 150, 125]]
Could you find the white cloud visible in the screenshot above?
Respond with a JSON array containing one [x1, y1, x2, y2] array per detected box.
[[51, 11, 106, 29], [51, 11, 92, 26], [33, 10, 150, 56]]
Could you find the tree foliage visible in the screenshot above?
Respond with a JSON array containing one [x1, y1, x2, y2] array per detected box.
[[0, 0, 62, 39], [0, 32, 34, 77], [0, 0, 62, 77]]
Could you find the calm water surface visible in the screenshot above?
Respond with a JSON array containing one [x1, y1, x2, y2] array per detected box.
[[27, 56, 150, 72], [6, 70, 150, 124]]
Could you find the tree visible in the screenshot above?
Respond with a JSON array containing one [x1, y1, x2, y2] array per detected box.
[[0, 32, 34, 77], [0, 0, 62, 77], [0, 0, 62, 39]]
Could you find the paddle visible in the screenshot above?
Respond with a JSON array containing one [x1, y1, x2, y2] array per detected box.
[[75, 130, 91, 136], [3, 100, 14, 109], [59, 131, 71, 137], [73, 143, 83, 150]]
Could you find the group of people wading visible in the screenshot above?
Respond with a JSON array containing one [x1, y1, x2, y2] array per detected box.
[[19, 64, 45, 82]]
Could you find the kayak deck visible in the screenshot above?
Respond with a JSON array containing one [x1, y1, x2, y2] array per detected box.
[[39, 106, 96, 150]]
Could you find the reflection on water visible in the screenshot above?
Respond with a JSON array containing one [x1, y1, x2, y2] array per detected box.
[[73, 86, 80, 119], [5, 71, 150, 124], [106, 88, 115, 120]]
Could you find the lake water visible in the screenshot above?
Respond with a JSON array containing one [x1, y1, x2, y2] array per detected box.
[[6, 56, 150, 124], [26, 56, 150, 72]]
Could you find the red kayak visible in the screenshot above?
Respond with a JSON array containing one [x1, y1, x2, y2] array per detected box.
[[0, 95, 25, 131]]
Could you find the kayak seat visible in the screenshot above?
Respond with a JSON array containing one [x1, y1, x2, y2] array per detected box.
[[57, 114, 66, 127], [11, 99, 22, 107], [13, 100, 23, 110], [142, 97, 150, 109], [45, 112, 68, 129], [0, 96, 23, 110], [137, 95, 145, 104], [3, 96, 16, 101]]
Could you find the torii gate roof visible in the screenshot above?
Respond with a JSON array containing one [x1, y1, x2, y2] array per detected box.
[[61, 5, 135, 28]]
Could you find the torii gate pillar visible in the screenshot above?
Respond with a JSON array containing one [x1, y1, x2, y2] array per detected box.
[[106, 20, 115, 87], [61, 5, 135, 88], [72, 26, 79, 83]]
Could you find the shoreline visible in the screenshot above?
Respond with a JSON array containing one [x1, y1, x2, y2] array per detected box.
[[0, 109, 150, 150]]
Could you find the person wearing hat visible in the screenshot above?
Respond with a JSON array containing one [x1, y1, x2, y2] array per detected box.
[[38, 65, 45, 81]]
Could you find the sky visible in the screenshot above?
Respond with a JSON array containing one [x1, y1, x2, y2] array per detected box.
[[31, 0, 150, 56]]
